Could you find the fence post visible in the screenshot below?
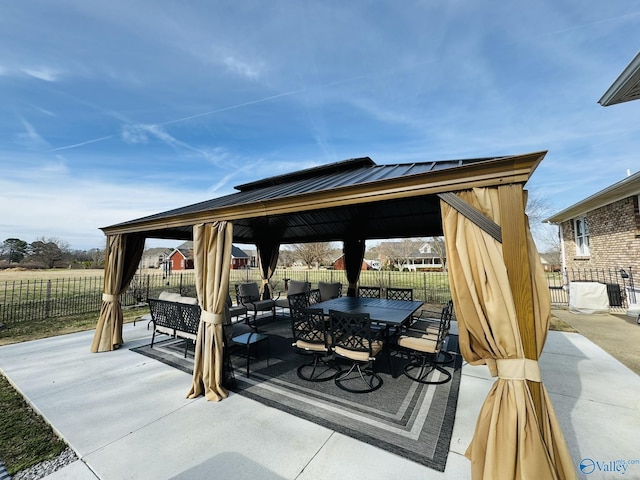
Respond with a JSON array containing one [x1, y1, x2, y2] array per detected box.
[[45, 280, 52, 319], [422, 272, 427, 303]]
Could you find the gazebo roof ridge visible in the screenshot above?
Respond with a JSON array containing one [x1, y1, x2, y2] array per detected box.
[[235, 156, 376, 191]]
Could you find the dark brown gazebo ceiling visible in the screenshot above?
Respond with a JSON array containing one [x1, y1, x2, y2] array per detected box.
[[102, 151, 546, 244]]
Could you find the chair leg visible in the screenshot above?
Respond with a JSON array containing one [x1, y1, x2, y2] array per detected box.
[[403, 353, 451, 385], [296, 354, 339, 382], [431, 351, 454, 365], [334, 361, 383, 393]]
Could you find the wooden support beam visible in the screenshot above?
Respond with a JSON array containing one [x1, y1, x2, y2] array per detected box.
[[498, 184, 543, 422]]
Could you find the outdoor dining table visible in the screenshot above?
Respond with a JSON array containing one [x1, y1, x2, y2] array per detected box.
[[308, 296, 424, 376], [309, 296, 424, 329]]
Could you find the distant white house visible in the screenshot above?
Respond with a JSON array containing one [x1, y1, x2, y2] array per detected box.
[[375, 240, 445, 272], [400, 241, 444, 272], [139, 247, 171, 269]]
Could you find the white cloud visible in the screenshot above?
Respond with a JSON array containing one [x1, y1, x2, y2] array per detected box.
[[223, 55, 262, 79], [21, 67, 61, 82], [0, 167, 209, 250], [121, 124, 150, 144], [16, 118, 49, 149]]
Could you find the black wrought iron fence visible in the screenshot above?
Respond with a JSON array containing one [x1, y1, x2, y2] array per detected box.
[[546, 267, 636, 311], [2, 266, 633, 324], [0, 268, 453, 324]]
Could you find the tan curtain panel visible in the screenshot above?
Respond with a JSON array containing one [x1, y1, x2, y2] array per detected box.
[[256, 239, 280, 300], [188, 221, 233, 402], [91, 234, 145, 353], [441, 187, 575, 480]]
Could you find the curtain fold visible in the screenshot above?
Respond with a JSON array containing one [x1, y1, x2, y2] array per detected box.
[[256, 239, 280, 300], [91, 234, 145, 352], [187, 221, 233, 402], [441, 187, 575, 480], [343, 238, 365, 297]]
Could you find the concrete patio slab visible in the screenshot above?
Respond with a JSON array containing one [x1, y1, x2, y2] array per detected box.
[[1, 311, 639, 479]]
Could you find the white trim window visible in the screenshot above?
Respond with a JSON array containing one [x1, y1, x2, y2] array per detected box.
[[573, 216, 590, 256]]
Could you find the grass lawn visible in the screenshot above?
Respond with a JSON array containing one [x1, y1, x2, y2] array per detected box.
[[0, 307, 146, 475]]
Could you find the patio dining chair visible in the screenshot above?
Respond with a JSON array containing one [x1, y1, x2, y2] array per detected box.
[[289, 292, 338, 382], [386, 287, 413, 301], [329, 309, 384, 393], [396, 302, 453, 385], [318, 281, 342, 301], [235, 282, 277, 331], [357, 286, 381, 298], [410, 300, 454, 364], [275, 280, 311, 315]]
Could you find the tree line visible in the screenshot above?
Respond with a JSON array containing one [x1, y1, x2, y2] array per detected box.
[[0, 238, 106, 269]]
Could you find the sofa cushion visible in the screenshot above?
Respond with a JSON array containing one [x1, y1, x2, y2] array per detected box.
[[176, 295, 198, 305], [158, 291, 181, 302]]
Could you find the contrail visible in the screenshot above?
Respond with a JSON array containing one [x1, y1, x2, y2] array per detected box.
[[49, 135, 114, 152], [47, 89, 304, 152], [159, 88, 304, 127]]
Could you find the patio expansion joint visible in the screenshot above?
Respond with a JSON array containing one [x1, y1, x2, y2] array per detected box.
[[293, 430, 336, 479], [548, 390, 640, 413], [81, 399, 199, 458]]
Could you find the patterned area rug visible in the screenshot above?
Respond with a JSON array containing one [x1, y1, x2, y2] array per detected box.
[[132, 317, 462, 472]]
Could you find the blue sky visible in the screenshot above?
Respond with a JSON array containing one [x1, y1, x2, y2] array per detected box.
[[1, 1, 639, 251]]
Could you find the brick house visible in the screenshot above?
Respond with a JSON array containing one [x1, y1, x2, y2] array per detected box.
[[167, 244, 194, 271], [332, 255, 372, 271], [166, 242, 249, 271], [545, 171, 640, 273]]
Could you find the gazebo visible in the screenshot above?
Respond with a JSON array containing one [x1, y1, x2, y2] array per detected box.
[[92, 151, 576, 479]]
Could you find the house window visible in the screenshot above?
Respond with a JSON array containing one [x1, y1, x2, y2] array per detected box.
[[573, 216, 590, 256]]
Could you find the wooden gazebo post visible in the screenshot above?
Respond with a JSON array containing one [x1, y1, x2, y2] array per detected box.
[[498, 183, 543, 422]]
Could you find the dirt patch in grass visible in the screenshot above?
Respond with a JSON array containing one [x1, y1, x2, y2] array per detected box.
[[549, 314, 579, 333]]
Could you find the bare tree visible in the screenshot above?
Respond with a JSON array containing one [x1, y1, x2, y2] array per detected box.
[[293, 242, 334, 268], [278, 247, 296, 267], [525, 189, 558, 251], [429, 236, 447, 271], [377, 239, 421, 270]]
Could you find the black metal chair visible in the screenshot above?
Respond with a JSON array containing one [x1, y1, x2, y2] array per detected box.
[[308, 288, 322, 305], [396, 302, 453, 384], [329, 309, 384, 393], [386, 287, 413, 301], [318, 281, 342, 301], [275, 280, 311, 315], [235, 282, 277, 331], [357, 286, 382, 298], [410, 300, 454, 364], [289, 292, 338, 382]]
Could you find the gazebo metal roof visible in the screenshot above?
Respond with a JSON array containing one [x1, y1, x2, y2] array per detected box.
[[102, 151, 546, 244]]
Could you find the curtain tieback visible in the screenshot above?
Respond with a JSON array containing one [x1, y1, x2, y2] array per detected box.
[[491, 358, 541, 382], [200, 310, 224, 325], [102, 293, 118, 302]]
